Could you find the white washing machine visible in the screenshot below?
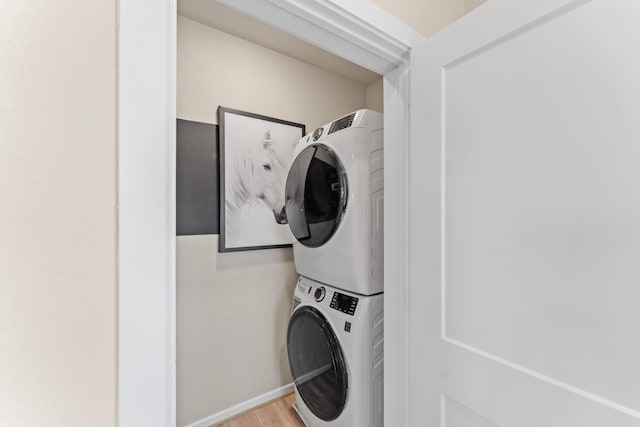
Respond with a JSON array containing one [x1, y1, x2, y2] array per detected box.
[[285, 109, 383, 296], [287, 276, 383, 427]]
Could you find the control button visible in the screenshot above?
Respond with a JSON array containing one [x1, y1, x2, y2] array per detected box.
[[314, 286, 326, 302], [344, 321, 351, 333]]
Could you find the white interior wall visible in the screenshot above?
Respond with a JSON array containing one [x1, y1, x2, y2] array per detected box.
[[176, 16, 375, 426], [0, 0, 117, 425]]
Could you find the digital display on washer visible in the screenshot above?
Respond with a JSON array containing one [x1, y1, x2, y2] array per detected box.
[[328, 113, 356, 135], [330, 292, 358, 316]]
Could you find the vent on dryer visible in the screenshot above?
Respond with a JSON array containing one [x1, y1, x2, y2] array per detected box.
[[292, 297, 302, 313], [328, 113, 356, 135]]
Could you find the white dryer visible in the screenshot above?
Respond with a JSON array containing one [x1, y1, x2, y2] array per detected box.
[[285, 109, 383, 296], [287, 276, 383, 427]]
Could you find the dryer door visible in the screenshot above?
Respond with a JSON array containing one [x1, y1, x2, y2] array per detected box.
[[287, 306, 347, 421], [285, 144, 347, 247]]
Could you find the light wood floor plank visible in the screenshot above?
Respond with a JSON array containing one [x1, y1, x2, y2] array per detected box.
[[254, 401, 293, 427], [283, 393, 296, 407], [275, 398, 304, 427], [213, 393, 304, 427], [220, 412, 260, 427]]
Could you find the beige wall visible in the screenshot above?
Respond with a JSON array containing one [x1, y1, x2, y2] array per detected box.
[[178, 16, 369, 130], [372, 0, 465, 36], [0, 0, 117, 426], [366, 78, 384, 113], [372, 0, 488, 36], [465, 0, 488, 13], [177, 16, 372, 425]]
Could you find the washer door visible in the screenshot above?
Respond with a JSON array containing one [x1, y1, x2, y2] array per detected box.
[[287, 306, 348, 421], [285, 145, 347, 247]]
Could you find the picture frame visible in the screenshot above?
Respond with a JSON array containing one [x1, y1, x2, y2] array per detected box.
[[218, 106, 306, 252]]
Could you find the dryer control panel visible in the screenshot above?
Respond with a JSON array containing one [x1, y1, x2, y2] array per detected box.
[[328, 112, 356, 135], [330, 292, 358, 316]]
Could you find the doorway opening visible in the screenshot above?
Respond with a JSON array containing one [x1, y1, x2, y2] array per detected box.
[[175, 1, 384, 425], [117, 1, 412, 425]]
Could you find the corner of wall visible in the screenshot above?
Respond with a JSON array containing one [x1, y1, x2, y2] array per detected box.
[[366, 78, 384, 113], [370, 0, 466, 37], [464, 0, 488, 14]]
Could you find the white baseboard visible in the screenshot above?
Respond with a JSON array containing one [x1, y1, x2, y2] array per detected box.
[[184, 383, 295, 427]]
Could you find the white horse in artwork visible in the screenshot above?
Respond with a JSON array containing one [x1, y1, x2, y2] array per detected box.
[[225, 129, 294, 228]]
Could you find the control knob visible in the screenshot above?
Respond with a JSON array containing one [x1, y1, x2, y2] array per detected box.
[[314, 286, 326, 302], [312, 127, 324, 141]]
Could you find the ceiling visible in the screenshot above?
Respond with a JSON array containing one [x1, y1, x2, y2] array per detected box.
[[177, 0, 381, 86]]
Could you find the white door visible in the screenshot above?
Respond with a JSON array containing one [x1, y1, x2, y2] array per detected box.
[[409, 0, 640, 426]]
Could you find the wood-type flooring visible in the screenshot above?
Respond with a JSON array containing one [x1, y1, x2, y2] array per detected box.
[[214, 392, 305, 427]]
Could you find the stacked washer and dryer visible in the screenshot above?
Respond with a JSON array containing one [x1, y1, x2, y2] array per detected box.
[[284, 109, 384, 427]]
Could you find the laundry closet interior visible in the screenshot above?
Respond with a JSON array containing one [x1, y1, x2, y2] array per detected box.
[[176, 1, 384, 425]]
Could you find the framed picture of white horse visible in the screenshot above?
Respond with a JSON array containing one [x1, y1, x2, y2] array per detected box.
[[218, 107, 306, 252]]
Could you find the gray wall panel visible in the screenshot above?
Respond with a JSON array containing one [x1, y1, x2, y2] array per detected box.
[[176, 119, 219, 235]]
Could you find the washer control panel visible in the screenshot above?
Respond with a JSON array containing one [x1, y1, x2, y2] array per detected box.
[[330, 292, 358, 316]]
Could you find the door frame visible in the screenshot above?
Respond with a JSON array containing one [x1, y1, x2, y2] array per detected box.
[[118, 0, 421, 425]]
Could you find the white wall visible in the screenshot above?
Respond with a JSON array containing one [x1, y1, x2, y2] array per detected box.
[[0, 0, 117, 426], [176, 16, 372, 426]]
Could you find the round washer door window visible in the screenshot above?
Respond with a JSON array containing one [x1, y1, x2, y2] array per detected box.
[[287, 306, 348, 421], [285, 145, 347, 247]]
